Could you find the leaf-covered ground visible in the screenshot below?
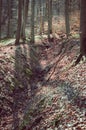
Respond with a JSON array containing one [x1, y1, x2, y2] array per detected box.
[[0, 34, 86, 130]]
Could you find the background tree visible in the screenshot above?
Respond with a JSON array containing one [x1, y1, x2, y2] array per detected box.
[[30, 0, 35, 43], [39, 0, 44, 34], [0, 0, 81, 41], [21, 0, 29, 41], [24, 0, 29, 28], [0, 0, 2, 39], [65, 0, 70, 37], [7, 0, 11, 37], [21, 0, 26, 41], [48, 0, 52, 40], [15, 0, 22, 45]]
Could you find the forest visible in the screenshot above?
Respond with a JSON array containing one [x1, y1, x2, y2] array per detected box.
[[0, 0, 86, 130]]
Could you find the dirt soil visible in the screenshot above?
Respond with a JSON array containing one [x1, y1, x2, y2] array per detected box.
[[0, 37, 86, 130]]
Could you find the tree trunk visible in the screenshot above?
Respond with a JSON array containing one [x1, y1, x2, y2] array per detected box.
[[21, 0, 29, 41], [15, 0, 22, 45], [75, 0, 86, 65], [80, 0, 86, 56], [25, 0, 29, 25], [57, 0, 60, 16], [65, 0, 70, 38], [48, 0, 52, 40], [21, 0, 26, 40], [7, 0, 11, 37], [30, 0, 35, 43], [39, 0, 42, 34], [0, 0, 2, 39]]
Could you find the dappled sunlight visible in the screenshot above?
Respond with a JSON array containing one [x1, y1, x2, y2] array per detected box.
[[0, 0, 86, 130]]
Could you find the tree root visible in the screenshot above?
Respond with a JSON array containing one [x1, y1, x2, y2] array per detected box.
[[74, 54, 86, 66], [74, 54, 83, 66]]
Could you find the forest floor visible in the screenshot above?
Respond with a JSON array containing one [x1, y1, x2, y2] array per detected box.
[[0, 33, 86, 130]]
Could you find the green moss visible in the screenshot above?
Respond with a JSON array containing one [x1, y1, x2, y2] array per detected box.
[[72, 33, 80, 38], [0, 38, 15, 46], [24, 68, 33, 77]]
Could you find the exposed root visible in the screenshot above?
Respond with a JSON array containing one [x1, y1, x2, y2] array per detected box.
[[74, 54, 83, 66], [74, 54, 86, 66]]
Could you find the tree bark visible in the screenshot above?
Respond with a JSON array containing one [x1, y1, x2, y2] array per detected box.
[[30, 0, 35, 43], [7, 0, 11, 37], [0, 0, 2, 39], [65, 0, 70, 38], [80, 0, 86, 55], [48, 0, 52, 40], [21, 0, 29, 41], [21, 0, 26, 40], [75, 0, 86, 65], [15, 0, 22, 45], [25, 0, 29, 25]]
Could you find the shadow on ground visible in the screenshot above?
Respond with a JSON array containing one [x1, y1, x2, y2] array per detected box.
[[1, 39, 85, 130], [12, 43, 45, 130]]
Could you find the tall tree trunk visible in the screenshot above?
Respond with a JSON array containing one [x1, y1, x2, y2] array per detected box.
[[30, 0, 35, 43], [75, 0, 86, 65], [45, 1, 48, 22], [57, 0, 60, 16], [80, 0, 86, 56], [0, 0, 2, 39], [15, 0, 22, 45], [21, 0, 26, 40], [39, 0, 42, 34], [65, 0, 70, 38], [25, 0, 29, 24], [21, 0, 29, 41], [7, 0, 11, 37], [48, 0, 52, 40]]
